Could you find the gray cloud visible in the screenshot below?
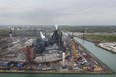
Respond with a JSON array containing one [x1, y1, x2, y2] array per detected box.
[[0, 0, 116, 25]]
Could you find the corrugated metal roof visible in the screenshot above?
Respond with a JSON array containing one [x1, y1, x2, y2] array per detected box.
[[0, 60, 10, 64], [0, 60, 11, 67]]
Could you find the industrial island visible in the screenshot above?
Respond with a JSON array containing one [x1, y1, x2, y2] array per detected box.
[[0, 26, 114, 74]]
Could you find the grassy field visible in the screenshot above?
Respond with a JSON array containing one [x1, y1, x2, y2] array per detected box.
[[81, 34, 116, 43]]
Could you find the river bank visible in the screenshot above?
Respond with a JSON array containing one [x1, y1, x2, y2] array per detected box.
[[98, 43, 116, 54], [78, 34, 116, 54]]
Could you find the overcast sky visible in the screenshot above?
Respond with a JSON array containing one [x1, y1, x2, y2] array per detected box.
[[0, 0, 116, 25]]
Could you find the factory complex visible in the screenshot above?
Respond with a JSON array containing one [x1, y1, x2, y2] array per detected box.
[[0, 26, 113, 74]]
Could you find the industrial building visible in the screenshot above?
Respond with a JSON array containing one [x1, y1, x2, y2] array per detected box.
[[0, 26, 113, 73]]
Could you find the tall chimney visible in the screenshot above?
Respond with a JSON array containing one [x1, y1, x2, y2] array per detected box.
[[62, 52, 66, 68], [9, 28, 12, 39]]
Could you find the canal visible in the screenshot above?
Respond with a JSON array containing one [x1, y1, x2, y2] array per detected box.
[[0, 37, 116, 77]]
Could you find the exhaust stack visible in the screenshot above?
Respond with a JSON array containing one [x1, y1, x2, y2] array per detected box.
[[62, 52, 66, 68]]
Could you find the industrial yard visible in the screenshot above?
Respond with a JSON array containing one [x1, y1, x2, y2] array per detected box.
[[0, 26, 113, 74]]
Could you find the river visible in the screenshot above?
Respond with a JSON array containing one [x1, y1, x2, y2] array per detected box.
[[0, 37, 116, 77]]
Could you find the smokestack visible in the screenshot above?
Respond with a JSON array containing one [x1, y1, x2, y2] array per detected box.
[[62, 52, 66, 68], [9, 29, 12, 39]]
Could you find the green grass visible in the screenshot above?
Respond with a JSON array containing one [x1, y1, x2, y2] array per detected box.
[[84, 34, 116, 43]]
